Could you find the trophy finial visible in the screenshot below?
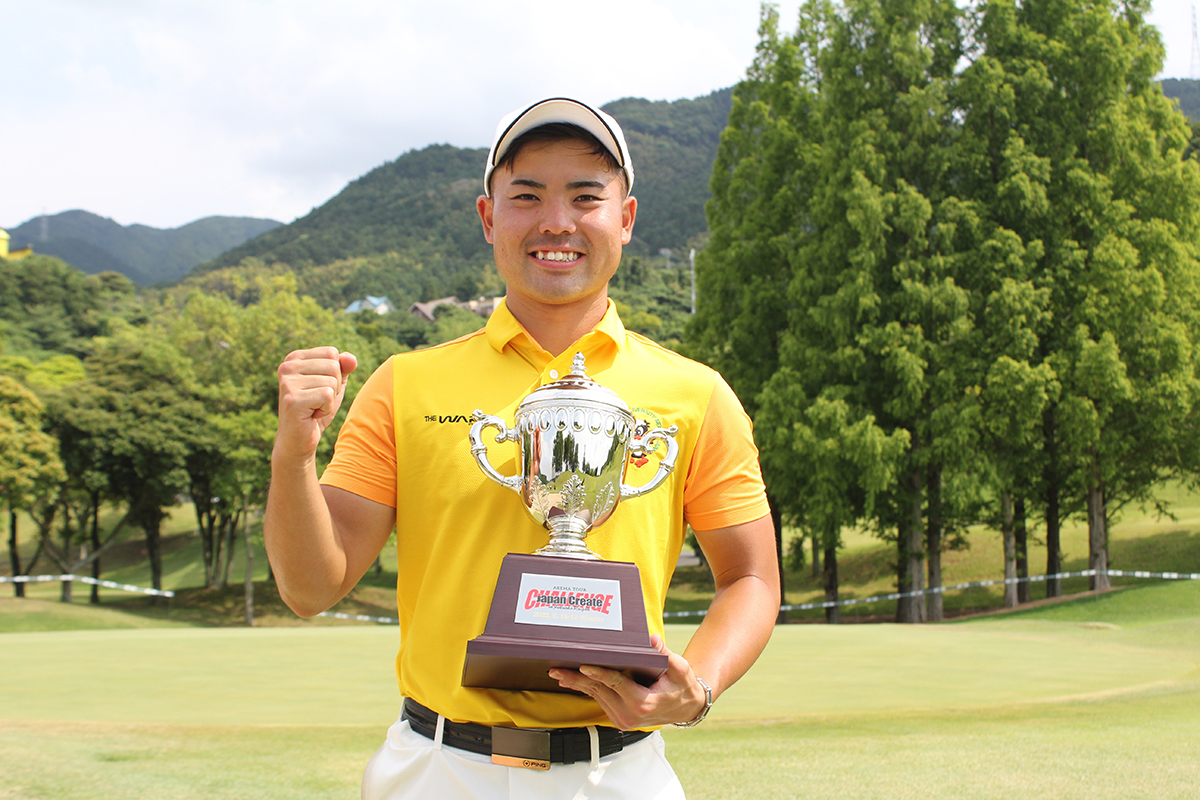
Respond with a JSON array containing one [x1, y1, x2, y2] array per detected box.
[[569, 352, 587, 377]]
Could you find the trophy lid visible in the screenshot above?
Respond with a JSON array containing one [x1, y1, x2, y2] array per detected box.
[[520, 352, 631, 413]]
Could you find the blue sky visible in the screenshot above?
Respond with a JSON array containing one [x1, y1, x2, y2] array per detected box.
[[2, 0, 1192, 231]]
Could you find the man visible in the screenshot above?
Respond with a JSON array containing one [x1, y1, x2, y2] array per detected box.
[[265, 97, 779, 799]]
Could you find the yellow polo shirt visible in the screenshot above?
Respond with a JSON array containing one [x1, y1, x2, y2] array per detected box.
[[321, 299, 768, 728]]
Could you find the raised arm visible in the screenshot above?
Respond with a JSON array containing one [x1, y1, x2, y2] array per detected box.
[[264, 347, 396, 618]]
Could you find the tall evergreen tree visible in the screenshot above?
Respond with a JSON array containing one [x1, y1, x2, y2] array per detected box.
[[696, 0, 1200, 621], [697, 0, 972, 622], [688, 5, 815, 609], [958, 0, 1200, 594]]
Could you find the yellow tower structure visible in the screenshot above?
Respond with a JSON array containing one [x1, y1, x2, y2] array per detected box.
[[0, 228, 32, 260]]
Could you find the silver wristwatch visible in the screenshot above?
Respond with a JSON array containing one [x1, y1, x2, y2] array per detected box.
[[672, 676, 713, 728]]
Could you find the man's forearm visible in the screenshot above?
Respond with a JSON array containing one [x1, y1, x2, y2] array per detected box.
[[681, 572, 779, 698], [684, 514, 781, 699], [264, 455, 349, 618]]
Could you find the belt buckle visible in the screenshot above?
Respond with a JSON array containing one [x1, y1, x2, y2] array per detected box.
[[491, 727, 551, 771]]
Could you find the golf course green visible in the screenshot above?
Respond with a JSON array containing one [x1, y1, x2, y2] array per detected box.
[[2, 580, 1198, 798]]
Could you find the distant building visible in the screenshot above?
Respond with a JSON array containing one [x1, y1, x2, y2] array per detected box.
[[0, 229, 33, 260], [344, 295, 395, 315], [408, 296, 459, 322], [343, 294, 503, 321], [409, 296, 503, 323], [464, 296, 504, 318]]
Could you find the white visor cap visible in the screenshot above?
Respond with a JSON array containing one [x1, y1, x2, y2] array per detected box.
[[484, 97, 634, 197]]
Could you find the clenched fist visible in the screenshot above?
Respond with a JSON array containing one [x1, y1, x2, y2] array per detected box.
[[273, 347, 358, 464]]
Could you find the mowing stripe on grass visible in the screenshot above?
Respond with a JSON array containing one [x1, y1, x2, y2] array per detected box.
[[1, 619, 1192, 726], [0, 626, 402, 726]]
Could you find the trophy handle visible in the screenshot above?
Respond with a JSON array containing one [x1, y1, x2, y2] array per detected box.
[[469, 410, 522, 494], [620, 425, 680, 499]]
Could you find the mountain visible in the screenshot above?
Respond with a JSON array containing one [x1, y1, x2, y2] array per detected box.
[[5, 210, 282, 285], [201, 145, 489, 275], [1161, 78, 1200, 121], [196, 88, 735, 300], [601, 89, 734, 254]]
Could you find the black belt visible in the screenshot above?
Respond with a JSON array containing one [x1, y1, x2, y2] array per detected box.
[[401, 698, 652, 769]]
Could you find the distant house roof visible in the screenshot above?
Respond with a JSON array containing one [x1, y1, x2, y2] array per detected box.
[[409, 296, 461, 322], [345, 295, 393, 315], [409, 296, 504, 323]]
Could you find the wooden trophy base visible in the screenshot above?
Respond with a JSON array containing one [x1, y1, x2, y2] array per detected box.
[[462, 553, 669, 693]]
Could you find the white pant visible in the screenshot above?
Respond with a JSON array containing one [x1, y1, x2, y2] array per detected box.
[[362, 715, 687, 800]]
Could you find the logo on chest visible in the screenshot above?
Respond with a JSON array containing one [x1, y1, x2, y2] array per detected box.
[[424, 413, 474, 424], [628, 407, 666, 468]]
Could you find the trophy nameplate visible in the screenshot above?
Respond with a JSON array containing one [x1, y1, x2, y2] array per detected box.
[[462, 353, 677, 692]]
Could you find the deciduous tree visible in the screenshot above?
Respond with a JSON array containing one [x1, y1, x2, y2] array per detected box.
[[0, 377, 64, 597]]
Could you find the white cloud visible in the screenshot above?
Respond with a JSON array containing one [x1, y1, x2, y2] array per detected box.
[[2, 0, 768, 230], [1148, 0, 1194, 80], [0, 0, 1182, 232]]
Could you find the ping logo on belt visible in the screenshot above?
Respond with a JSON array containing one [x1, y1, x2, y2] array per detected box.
[[491, 754, 550, 771]]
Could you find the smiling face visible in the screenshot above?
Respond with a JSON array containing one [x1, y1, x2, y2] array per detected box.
[[476, 137, 636, 321]]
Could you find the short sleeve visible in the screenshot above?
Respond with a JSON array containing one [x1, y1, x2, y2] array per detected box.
[[682, 377, 770, 530], [319, 358, 398, 507]]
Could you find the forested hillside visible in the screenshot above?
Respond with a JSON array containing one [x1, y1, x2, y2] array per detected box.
[[603, 89, 733, 253], [0, 256, 141, 357], [191, 90, 732, 316], [194, 145, 493, 310], [1161, 78, 1200, 120], [5, 211, 280, 286]]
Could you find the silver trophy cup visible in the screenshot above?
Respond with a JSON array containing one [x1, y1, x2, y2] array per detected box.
[[469, 352, 679, 560]]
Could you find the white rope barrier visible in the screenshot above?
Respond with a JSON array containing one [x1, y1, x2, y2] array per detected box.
[[9, 568, 1185, 622], [317, 610, 398, 624], [0, 574, 175, 598], [1105, 569, 1200, 580], [663, 568, 1200, 619], [313, 568, 1200, 625]]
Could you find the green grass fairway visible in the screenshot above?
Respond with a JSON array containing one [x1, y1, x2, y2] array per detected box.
[[0, 597, 192, 633], [670, 688, 1200, 800], [2, 581, 1199, 799], [0, 721, 378, 800], [0, 626, 401, 726]]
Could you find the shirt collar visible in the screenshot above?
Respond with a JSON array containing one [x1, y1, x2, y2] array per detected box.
[[485, 297, 627, 355]]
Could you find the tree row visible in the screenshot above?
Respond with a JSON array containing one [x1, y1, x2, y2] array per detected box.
[[690, 0, 1200, 621]]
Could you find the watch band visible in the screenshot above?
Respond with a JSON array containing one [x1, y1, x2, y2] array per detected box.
[[672, 676, 713, 728]]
